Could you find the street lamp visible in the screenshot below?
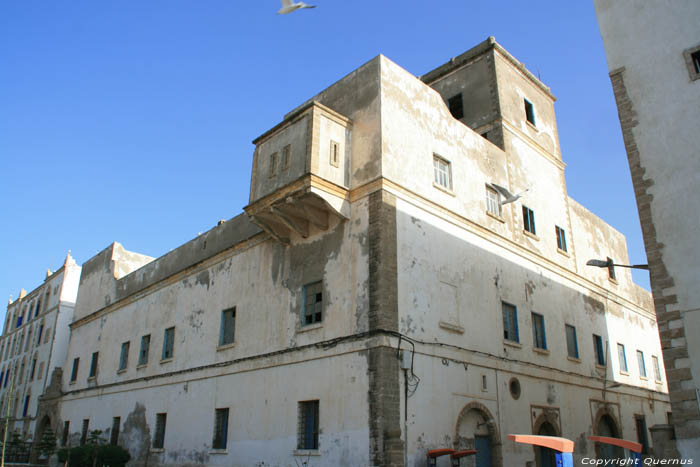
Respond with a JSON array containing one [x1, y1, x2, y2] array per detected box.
[[586, 259, 649, 270]]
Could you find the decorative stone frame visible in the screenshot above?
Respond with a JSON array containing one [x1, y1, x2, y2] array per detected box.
[[453, 401, 503, 467], [682, 43, 700, 81]]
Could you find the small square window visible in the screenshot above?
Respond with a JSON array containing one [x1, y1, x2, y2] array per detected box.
[[281, 144, 291, 170], [555, 226, 567, 252], [298, 400, 319, 450], [524, 99, 536, 126], [269, 152, 278, 177], [330, 140, 340, 168], [118, 341, 129, 372], [162, 327, 175, 360], [486, 186, 501, 217], [89, 352, 98, 378], [652, 355, 662, 381], [212, 408, 229, 450], [219, 308, 236, 346], [683, 45, 700, 81], [637, 350, 647, 378], [502, 302, 519, 343], [522, 206, 536, 235], [531, 312, 547, 350], [303, 282, 323, 326], [433, 155, 452, 191], [565, 324, 578, 359], [593, 334, 606, 366], [618, 343, 628, 372], [447, 93, 464, 119], [153, 413, 167, 449], [138, 335, 150, 366]]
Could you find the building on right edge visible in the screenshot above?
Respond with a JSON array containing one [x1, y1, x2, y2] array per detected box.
[[594, 0, 700, 460]]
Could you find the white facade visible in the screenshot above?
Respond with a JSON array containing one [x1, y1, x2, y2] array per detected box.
[[53, 38, 669, 466], [595, 0, 700, 459], [0, 253, 81, 440]]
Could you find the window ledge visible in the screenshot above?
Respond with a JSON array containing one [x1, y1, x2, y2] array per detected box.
[[503, 340, 522, 349], [655, 379, 663, 384], [160, 358, 173, 365], [216, 342, 236, 352], [69, 380, 76, 385], [557, 248, 570, 258], [567, 356, 581, 363], [608, 277, 619, 286], [209, 449, 228, 455], [532, 347, 550, 355], [150, 448, 164, 454], [439, 321, 465, 334], [619, 370, 630, 376], [298, 322, 323, 333], [640, 376, 648, 381], [136, 363, 148, 370], [523, 230, 539, 241], [87, 376, 96, 382], [526, 120, 538, 131], [116, 368, 127, 375], [294, 449, 320, 457], [595, 363, 607, 370], [486, 211, 505, 223], [432, 182, 455, 197]]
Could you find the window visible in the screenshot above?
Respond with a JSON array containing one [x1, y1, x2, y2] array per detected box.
[[30, 358, 36, 380], [62, 421, 70, 446], [502, 302, 519, 343], [35, 300, 41, 319], [486, 186, 501, 217], [219, 308, 236, 346], [44, 327, 51, 344], [22, 395, 29, 417], [635, 415, 649, 454], [4, 368, 9, 387], [81, 419, 89, 446], [298, 400, 319, 450], [330, 140, 340, 167], [0, 371, 3, 388], [637, 350, 647, 378], [618, 343, 628, 372], [279, 144, 290, 170], [607, 257, 617, 280], [683, 45, 700, 80], [652, 355, 662, 381], [138, 335, 150, 366], [593, 334, 606, 366], [565, 324, 578, 359], [481, 375, 488, 391], [433, 155, 452, 191], [70, 358, 79, 382], [118, 342, 129, 372], [522, 206, 536, 235], [531, 312, 547, 350], [36, 325, 43, 346], [212, 408, 229, 450], [153, 413, 167, 449], [110, 417, 120, 445], [162, 327, 175, 360], [303, 281, 323, 326], [524, 98, 536, 126], [269, 152, 278, 177], [447, 93, 464, 119], [555, 226, 567, 252], [89, 352, 98, 378]]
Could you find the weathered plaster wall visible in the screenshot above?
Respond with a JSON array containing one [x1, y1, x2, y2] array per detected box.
[[595, 0, 700, 455]]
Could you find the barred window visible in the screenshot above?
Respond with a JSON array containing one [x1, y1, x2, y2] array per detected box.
[[303, 282, 323, 326], [153, 413, 167, 449], [212, 408, 229, 450], [298, 400, 319, 450]]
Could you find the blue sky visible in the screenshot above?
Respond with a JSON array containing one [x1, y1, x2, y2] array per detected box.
[[0, 0, 649, 316]]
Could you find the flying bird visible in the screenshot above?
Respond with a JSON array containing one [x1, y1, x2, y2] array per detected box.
[[491, 183, 530, 206], [278, 0, 316, 14]]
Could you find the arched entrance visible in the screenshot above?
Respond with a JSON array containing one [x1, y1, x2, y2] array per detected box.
[[532, 412, 560, 467], [454, 402, 502, 467], [594, 409, 624, 460]]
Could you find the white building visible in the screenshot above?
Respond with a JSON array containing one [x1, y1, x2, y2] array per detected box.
[[0, 253, 81, 442], [50, 38, 669, 466], [594, 0, 700, 460]]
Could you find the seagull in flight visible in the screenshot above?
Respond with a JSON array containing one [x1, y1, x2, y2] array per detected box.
[[278, 0, 316, 14], [491, 183, 531, 206]]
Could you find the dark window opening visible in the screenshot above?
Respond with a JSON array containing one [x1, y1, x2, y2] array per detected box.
[[607, 257, 617, 280], [523, 206, 536, 235], [153, 413, 167, 449], [89, 352, 98, 378], [447, 93, 464, 119], [298, 400, 319, 450], [118, 342, 129, 371], [593, 334, 606, 366], [635, 415, 649, 454], [22, 395, 30, 417], [70, 358, 79, 382], [219, 308, 236, 346], [524, 99, 536, 125], [212, 408, 229, 450], [111, 417, 120, 445], [502, 302, 519, 343], [556, 226, 567, 252], [162, 327, 175, 360], [692, 50, 700, 74], [532, 312, 547, 350], [138, 335, 150, 366], [80, 419, 89, 446], [303, 282, 323, 326], [565, 324, 578, 359], [62, 421, 70, 446]]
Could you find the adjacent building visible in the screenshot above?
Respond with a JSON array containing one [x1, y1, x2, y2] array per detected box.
[[33, 38, 670, 466], [594, 0, 700, 459], [0, 253, 81, 441]]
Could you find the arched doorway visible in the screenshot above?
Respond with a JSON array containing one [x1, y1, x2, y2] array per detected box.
[[594, 410, 624, 460], [454, 402, 502, 467], [535, 421, 557, 467]]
